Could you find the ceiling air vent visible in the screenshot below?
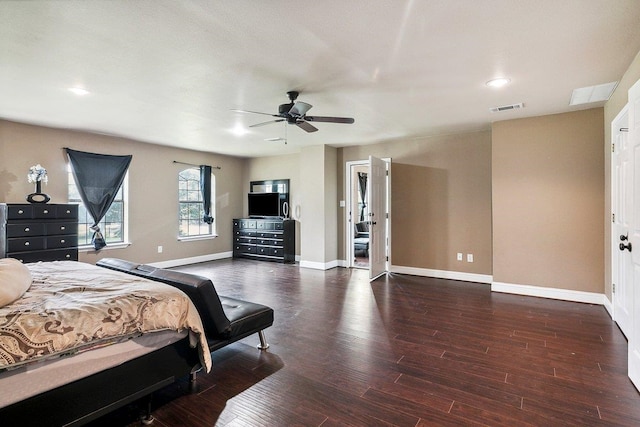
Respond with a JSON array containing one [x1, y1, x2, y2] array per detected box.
[[489, 102, 524, 113]]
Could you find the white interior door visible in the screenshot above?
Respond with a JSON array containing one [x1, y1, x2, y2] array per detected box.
[[368, 156, 387, 280], [628, 78, 640, 391], [612, 105, 632, 337]]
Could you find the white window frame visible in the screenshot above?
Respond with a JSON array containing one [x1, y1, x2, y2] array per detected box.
[[178, 167, 216, 241]]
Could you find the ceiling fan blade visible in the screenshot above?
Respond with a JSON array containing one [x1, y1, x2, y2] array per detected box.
[[304, 115, 355, 124], [249, 119, 285, 128], [231, 109, 278, 117], [296, 121, 318, 133], [289, 101, 312, 117]]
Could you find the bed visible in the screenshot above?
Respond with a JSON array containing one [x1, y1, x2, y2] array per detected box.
[[0, 259, 212, 426]]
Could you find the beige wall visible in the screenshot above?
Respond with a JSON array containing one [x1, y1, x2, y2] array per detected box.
[[0, 120, 246, 265], [324, 146, 338, 261], [245, 153, 301, 255], [604, 50, 640, 300], [339, 131, 492, 274], [299, 145, 326, 263], [492, 108, 604, 292]]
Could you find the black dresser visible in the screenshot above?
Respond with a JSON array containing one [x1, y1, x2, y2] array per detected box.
[[0, 203, 79, 263], [233, 218, 295, 263]]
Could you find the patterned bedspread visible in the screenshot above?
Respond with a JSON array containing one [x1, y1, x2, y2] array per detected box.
[[0, 261, 211, 372]]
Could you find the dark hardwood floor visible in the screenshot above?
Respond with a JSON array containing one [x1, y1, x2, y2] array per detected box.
[[91, 258, 640, 426]]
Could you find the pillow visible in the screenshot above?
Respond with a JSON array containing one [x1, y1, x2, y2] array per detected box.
[[0, 258, 32, 308]]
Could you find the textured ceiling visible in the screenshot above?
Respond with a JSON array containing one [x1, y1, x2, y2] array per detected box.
[[1, 0, 640, 157]]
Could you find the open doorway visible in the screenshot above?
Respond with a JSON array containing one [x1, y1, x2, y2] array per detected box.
[[345, 158, 390, 274], [351, 164, 369, 269]]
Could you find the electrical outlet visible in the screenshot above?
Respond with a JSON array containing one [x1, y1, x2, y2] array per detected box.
[[467, 253, 473, 262], [457, 253, 463, 261], [157, 246, 163, 253]]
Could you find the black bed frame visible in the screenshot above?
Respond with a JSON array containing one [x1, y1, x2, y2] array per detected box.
[[0, 336, 199, 427], [0, 257, 275, 426]]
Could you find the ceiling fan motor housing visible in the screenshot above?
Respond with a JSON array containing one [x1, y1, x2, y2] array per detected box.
[[278, 103, 294, 115]]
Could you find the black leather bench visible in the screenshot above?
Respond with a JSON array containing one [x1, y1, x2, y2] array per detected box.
[[96, 258, 274, 353]]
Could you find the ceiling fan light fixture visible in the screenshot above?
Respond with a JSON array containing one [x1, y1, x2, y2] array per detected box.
[[486, 78, 511, 88]]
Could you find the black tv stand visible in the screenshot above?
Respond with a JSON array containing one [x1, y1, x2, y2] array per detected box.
[[233, 218, 295, 263]]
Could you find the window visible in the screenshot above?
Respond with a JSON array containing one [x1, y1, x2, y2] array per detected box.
[[68, 168, 127, 247], [178, 167, 215, 238]]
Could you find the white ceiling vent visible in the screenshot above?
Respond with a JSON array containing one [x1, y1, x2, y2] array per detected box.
[[489, 102, 524, 113]]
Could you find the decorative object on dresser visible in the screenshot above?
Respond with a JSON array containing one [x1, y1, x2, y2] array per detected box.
[[25, 163, 50, 204], [233, 218, 295, 263], [0, 203, 79, 262]]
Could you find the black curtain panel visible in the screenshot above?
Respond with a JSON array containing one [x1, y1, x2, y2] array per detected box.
[[200, 165, 214, 224], [357, 172, 368, 222], [66, 148, 132, 250]]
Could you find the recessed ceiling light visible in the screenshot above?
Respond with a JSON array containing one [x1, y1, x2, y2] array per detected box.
[[67, 87, 90, 96], [486, 78, 511, 88]]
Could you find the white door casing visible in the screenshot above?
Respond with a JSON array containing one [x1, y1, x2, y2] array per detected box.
[[612, 104, 632, 337], [628, 78, 640, 391], [369, 156, 388, 280]]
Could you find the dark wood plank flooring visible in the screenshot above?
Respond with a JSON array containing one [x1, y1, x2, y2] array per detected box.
[[89, 258, 640, 426]]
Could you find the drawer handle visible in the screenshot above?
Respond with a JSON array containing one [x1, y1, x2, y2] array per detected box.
[[43, 210, 49, 214], [18, 210, 24, 214], [24, 227, 30, 232], [66, 210, 71, 214], [24, 242, 30, 246], [61, 239, 65, 243], [60, 226, 66, 230], [65, 254, 71, 259]]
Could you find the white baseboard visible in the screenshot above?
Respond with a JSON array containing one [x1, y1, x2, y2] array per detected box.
[[603, 296, 613, 318], [390, 265, 493, 284], [299, 259, 340, 270], [491, 281, 605, 305], [148, 251, 233, 269]]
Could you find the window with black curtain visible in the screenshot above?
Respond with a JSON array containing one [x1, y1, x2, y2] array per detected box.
[[66, 148, 132, 250]]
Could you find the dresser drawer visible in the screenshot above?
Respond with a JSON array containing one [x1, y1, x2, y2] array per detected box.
[[234, 236, 254, 244], [33, 205, 58, 219], [257, 231, 280, 239], [56, 205, 78, 219], [46, 222, 78, 235], [257, 246, 283, 257], [7, 205, 33, 220], [6, 223, 46, 238], [46, 235, 78, 249], [10, 249, 78, 263], [234, 244, 256, 254], [7, 237, 46, 252], [257, 238, 282, 246]]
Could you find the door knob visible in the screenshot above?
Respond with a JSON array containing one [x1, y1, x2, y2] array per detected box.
[[620, 234, 629, 241], [620, 242, 633, 252]]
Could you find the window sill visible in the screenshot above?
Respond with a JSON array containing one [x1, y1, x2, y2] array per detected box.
[[178, 234, 218, 242], [78, 242, 132, 252]]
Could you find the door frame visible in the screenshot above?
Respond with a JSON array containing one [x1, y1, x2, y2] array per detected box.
[[611, 102, 630, 337], [345, 158, 391, 270]]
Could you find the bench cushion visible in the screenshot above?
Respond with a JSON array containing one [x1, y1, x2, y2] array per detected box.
[[96, 258, 274, 347]]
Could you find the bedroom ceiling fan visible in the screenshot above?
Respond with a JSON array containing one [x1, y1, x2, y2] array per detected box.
[[232, 91, 355, 133]]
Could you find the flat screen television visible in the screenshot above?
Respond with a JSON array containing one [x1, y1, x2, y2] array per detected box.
[[248, 192, 281, 218]]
